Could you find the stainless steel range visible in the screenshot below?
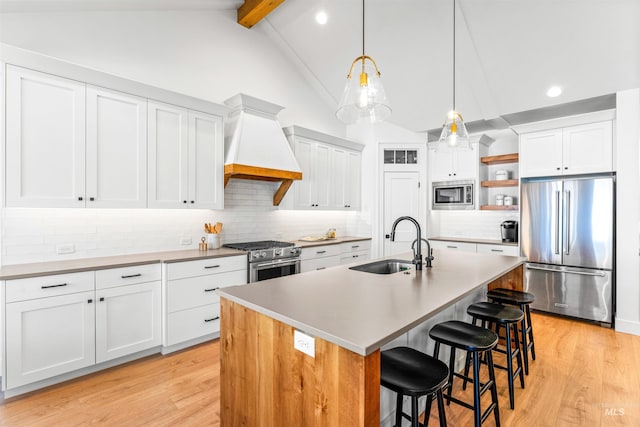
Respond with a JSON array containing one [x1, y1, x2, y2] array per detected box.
[[223, 240, 301, 283]]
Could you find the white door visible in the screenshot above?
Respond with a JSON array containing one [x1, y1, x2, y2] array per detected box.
[[86, 86, 147, 208], [188, 111, 224, 209], [383, 172, 422, 256], [5, 65, 86, 208], [147, 101, 189, 208], [5, 291, 96, 389], [95, 281, 161, 363]]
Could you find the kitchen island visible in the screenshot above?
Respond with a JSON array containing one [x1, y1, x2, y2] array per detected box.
[[217, 249, 525, 426]]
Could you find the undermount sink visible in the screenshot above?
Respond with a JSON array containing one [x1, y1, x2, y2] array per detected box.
[[349, 259, 414, 275]]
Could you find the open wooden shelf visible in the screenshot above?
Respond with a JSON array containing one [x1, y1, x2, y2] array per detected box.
[[481, 179, 519, 188], [480, 153, 519, 165], [480, 205, 519, 211]]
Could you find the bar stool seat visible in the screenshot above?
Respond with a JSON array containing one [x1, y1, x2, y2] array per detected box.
[[465, 302, 525, 410], [487, 288, 536, 375], [381, 347, 449, 427], [429, 321, 500, 427]]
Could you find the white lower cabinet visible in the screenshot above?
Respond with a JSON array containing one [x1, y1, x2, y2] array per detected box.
[[300, 244, 342, 273], [3, 264, 162, 391], [430, 240, 519, 256], [476, 243, 520, 257], [340, 241, 371, 265], [5, 290, 96, 389], [95, 281, 161, 363], [163, 256, 247, 349]]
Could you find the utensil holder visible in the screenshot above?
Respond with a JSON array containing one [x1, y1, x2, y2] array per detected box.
[[207, 233, 220, 249]]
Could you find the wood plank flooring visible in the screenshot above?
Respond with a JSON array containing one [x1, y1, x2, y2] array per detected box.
[[0, 313, 639, 426]]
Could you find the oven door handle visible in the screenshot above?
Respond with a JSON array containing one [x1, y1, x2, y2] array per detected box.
[[254, 258, 300, 268]]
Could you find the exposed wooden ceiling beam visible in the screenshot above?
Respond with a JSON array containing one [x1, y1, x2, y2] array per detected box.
[[237, 0, 285, 29]]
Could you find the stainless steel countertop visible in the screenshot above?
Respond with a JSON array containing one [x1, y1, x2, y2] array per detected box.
[[218, 250, 525, 356]]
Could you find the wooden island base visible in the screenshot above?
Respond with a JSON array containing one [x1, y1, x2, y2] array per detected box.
[[220, 299, 380, 427], [220, 264, 523, 426]]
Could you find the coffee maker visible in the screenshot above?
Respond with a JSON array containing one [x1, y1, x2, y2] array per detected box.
[[501, 220, 518, 243]]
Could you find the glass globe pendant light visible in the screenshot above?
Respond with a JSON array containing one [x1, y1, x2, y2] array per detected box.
[[336, 0, 391, 124], [439, 0, 471, 149]]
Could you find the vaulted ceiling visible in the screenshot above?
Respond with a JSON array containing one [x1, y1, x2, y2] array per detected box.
[[2, 0, 639, 133]]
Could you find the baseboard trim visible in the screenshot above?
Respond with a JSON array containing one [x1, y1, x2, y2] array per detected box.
[[614, 317, 640, 336]]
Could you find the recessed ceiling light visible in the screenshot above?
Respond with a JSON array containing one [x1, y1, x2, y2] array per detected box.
[[546, 86, 562, 97], [315, 11, 328, 25]]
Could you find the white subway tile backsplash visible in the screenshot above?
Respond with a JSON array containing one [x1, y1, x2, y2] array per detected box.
[[434, 210, 520, 241], [1, 179, 371, 265]]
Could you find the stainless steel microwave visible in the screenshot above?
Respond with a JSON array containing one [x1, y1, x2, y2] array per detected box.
[[432, 180, 475, 210]]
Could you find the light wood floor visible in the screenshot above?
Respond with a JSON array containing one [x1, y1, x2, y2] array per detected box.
[[0, 313, 639, 426]]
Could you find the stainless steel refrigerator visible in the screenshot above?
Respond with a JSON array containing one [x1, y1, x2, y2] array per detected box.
[[521, 174, 615, 325]]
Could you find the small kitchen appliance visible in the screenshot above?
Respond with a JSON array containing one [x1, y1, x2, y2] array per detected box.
[[223, 240, 301, 283], [500, 220, 518, 243], [432, 180, 475, 210]]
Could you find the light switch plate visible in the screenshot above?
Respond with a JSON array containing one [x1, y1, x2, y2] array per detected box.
[[294, 329, 315, 358]]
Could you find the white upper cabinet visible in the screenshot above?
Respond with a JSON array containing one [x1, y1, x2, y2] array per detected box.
[[86, 86, 147, 208], [333, 148, 362, 210], [6, 65, 86, 208], [284, 126, 363, 211], [6, 66, 147, 208], [148, 102, 223, 209], [520, 121, 612, 177], [429, 144, 478, 182]]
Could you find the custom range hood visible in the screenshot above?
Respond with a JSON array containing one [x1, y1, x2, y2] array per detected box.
[[223, 94, 302, 206]]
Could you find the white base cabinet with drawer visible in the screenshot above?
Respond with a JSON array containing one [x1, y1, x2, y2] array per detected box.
[[3, 264, 161, 393], [162, 255, 247, 353], [340, 241, 371, 265], [300, 244, 342, 273], [429, 240, 477, 253], [430, 240, 519, 257]]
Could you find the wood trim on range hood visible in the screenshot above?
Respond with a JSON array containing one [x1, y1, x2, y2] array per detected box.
[[224, 164, 302, 206]]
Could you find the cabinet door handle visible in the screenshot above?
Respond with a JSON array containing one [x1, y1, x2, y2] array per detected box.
[[89, 197, 95, 201], [352, 255, 359, 258], [41, 283, 68, 289], [121, 273, 142, 279], [99, 297, 105, 302], [88, 299, 93, 304], [316, 250, 326, 254], [78, 196, 83, 201], [204, 265, 220, 269], [204, 316, 220, 323], [204, 287, 220, 292], [183, 200, 187, 204]]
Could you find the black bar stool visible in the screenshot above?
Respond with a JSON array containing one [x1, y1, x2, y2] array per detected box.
[[429, 321, 500, 427], [381, 347, 449, 427], [487, 288, 536, 375], [465, 302, 525, 410]]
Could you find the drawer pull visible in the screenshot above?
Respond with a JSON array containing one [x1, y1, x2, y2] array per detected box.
[[204, 265, 221, 269], [316, 267, 326, 270], [352, 245, 360, 249], [316, 250, 327, 254], [446, 245, 457, 249], [204, 287, 220, 292], [204, 316, 220, 323], [41, 283, 68, 289], [121, 273, 142, 279], [352, 255, 359, 258], [491, 249, 504, 253]]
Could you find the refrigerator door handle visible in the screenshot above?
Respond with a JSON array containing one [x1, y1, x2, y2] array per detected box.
[[555, 191, 561, 255], [564, 190, 571, 255], [526, 264, 606, 277]]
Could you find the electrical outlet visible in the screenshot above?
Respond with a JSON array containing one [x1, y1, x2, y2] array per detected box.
[[56, 244, 75, 254], [294, 330, 315, 358], [180, 237, 192, 246]]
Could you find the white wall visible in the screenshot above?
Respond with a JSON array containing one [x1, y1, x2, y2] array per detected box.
[[0, 9, 344, 137], [615, 88, 640, 335], [347, 121, 426, 258]]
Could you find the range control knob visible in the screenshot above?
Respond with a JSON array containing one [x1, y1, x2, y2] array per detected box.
[[260, 251, 267, 258], [274, 249, 283, 256]]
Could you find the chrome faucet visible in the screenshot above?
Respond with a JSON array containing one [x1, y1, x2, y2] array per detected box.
[[412, 238, 434, 269], [390, 216, 423, 270]]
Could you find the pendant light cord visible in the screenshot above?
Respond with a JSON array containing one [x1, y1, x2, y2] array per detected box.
[[362, 0, 365, 58], [452, 0, 456, 111]]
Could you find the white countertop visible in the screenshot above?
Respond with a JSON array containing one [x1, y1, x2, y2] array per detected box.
[[217, 250, 525, 356]]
